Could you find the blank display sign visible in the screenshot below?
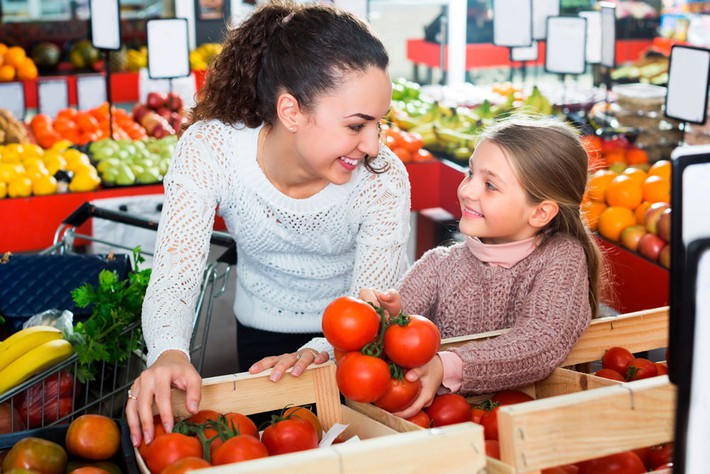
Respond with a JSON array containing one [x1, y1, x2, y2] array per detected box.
[[545, 17, 587, 74], [0, 82, 25, 120], [511, 41, 539, 62], [580, 11, 601, 64], [147, 19, 191, 80], [494, 0, 533, 47], [90, 0, 121, 51], [665, 46, 710, 124], [37, 80, 69, 118], [77, 75, 107, 111], [601, 3, 616, 68], [532, 0, 559, 40]]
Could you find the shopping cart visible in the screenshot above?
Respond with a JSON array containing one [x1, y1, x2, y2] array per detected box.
[[0, 202, 236, 432]]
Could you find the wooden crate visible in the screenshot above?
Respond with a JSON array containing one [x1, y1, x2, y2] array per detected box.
[[348, 306, 673, 473], [136, 362, 487, 474]]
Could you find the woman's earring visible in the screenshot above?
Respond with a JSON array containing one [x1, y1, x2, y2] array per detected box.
[[289, 126, 296, 133]]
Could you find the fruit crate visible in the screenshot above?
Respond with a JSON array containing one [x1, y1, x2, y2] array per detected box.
[[347, 306, 673, 473], [135, 362, 487, 474], [0, 202, 235, 432]]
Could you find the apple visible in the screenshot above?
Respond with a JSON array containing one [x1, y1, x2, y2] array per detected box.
[[166, 91, 183, 112], [638, 233, 666, 262], [620, 225, 647, 252], [657, 208, 672, 243], [645, 202, 670, 234], [659, 244, 671, 269], [146, 91, 167, 110], [132, 103, 150, 123], [156, 106, 172, 120], [170, 112, 187, 132]]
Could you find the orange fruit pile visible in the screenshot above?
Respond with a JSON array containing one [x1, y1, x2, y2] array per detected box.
[[0, 44, 38, 81]]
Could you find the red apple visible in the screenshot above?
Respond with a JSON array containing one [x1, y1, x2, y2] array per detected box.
[[657, 208, 672, 243], [146, 91, 167, 110], [166, 91, 183, 112], [645, 202, 670, 234], [620, 225, 647, 252], [638, 233, 666, 262], [170, 112, 187, 132], [659, 244, 671, 269], [132, 103, 150, 123], [156, 106, 172, 120]]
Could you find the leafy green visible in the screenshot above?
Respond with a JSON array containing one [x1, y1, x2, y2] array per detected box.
[[70, 247, 151, 383]]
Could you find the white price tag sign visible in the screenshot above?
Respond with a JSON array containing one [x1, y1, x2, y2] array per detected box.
[[494, 0, 533, 47], [533, 0, 559, 40], [37, 79, 69, 118], [511, 41, 539, 62], [147, 18, 191, 80], [580, 10, 601, 64], [90, 0, 121, 50], [665, 46, 710, 124], [600, 3, 616, 68], [77, 74, 107, 111], [545, 16, 587, 75], [0, 82, 26, 120]]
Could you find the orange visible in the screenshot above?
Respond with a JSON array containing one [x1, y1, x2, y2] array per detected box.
[[625, 147, 648, 165], [605, 175, 643, 209], [0, 64, 15, 82], [635, 201, 652, 225], [648, 160, 671, 180], [621, 167, 648, 186], [0, 43, 8, 55], [15, 58, 37, 81], [642, 175, 671, 203], [604, 148, 626, 167], [586, 169, 617, 202], [3, 46, 26, 68], [598, 206, 637, 242], [582, 199, 607, 232]]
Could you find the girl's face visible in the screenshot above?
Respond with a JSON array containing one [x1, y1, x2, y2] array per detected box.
[[458, 139, 541, 244], [293, 67, 392, 186]]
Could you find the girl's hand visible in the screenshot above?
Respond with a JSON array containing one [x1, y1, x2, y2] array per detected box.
[[358, 288, 402, 319], [125, 350, 202, 447], [249, 349, 329, 382], [392, 355, 444, 419]]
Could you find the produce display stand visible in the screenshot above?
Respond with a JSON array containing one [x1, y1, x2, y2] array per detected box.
[[0, 202, 235, 431], [347, 306, 672, 473], [135, 362, 487, 474]]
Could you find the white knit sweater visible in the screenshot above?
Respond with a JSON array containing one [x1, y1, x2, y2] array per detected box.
[[143, 120, 411, 366]]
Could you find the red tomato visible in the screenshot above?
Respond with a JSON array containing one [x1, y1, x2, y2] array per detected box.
[[65, 415, 121, 461], [160, 457, 211, 474], [471, 406, 488, 424], [1, 437, 67, 474], [207, 412, 258, 456], [626, 358, 658, 381], [595, 368, 626, 381], [485, 439, 500, 459], [490, 390, 534, 405], [68, 467, 111, 474], [383, 315, 440, 368], [138, 415, 168, 460], [334, 348, 346, 363], [186, 409, 219, 426], [542, 465, 579, 474], [142, 433, 203, 474], [648, 442, 673, 470], [405, 410, 431, 428], [374, 376, 422, 413], [655, 362, 669, 376], [322, 296, 380, 351], [283, 406, 323, 442], [261, 418, 319, 456], [480, 406, 501, 440], [425, 393, 471, 427], [212, 436, 268, 465], [602, 347, 635, 376], [632, 446, 651, 470], [336, 352, 390, 403], [577, 451, 646, 474]]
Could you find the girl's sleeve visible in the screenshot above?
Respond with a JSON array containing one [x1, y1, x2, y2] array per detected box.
[[142, 126, 225, 367], [349, 151, 411, 294], [450, 240, 592, 395], [396, 248, 444, 326]]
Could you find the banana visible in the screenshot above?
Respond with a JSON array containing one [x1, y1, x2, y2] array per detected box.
[[0, 326, 63, 373], [0, 338, 74, 395]]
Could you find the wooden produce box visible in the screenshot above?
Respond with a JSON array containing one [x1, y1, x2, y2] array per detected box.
[[348, 306, 674, 473], [136, 362, 487, 474]]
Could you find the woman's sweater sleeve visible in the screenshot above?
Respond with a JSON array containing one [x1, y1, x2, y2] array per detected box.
[[451, 240, 591, 394], [142, 126, 223, 366]]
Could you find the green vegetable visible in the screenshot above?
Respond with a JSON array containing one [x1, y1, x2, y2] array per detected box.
[[70, 247, 150, 383]]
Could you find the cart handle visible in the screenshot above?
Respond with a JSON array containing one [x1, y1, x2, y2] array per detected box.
[[62, 202, 237, 264]]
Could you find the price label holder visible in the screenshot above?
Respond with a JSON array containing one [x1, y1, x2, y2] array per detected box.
[[510, 41, 538, 83], [532, 0, 559, 40], [0, 82, 26, 120], [579, 10, 601, 65], [37, 79, 69, 119], [600, 2, 616, 70], [89, 0, 121, 51], [76, 74, 107, 111], [545, 16, 586, 75], [493, 0, 533, 48], [147, 18, 191, 81], [664, 45, 710, 126]]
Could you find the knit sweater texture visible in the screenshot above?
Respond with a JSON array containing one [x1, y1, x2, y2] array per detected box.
[[142, 120, 411, 366], [398, 234, 591, 395]]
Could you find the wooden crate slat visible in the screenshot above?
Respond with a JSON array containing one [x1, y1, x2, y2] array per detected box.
[[497, 376, 676, 473]]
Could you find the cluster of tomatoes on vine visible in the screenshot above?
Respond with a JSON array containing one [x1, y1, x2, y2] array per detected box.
[[322, 296, 440, 413], [595, 346, 668, 382]]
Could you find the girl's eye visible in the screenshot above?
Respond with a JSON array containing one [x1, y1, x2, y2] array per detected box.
[[466, 169, 474, 179], [486, 181, 498, 191]]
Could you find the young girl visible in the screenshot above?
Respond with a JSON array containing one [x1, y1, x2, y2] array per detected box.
[[361, 115, 603, 418], [126, 0, 411, 446]]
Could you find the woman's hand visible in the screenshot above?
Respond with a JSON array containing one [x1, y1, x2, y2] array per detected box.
[[358, 288, 402, 318], [392, 355, 444, 419], [125, 350, 202, 447], [249, 348, 329, 382]]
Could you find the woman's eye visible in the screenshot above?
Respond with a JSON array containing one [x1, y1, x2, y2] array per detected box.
[[349, 124, 365, 132]]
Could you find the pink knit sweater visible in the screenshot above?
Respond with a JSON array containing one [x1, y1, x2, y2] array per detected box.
[[397, 234, 591, 395]]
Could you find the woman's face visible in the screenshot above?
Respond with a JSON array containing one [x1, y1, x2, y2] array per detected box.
[[293, 66, 392, 186]]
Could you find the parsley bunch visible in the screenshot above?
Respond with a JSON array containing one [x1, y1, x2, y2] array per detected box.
[[70, 248, 151, 383]]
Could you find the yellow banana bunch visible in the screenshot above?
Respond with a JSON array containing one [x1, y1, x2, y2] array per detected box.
[[0, 338, 74, 395], [0, 326, 62, 372]]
